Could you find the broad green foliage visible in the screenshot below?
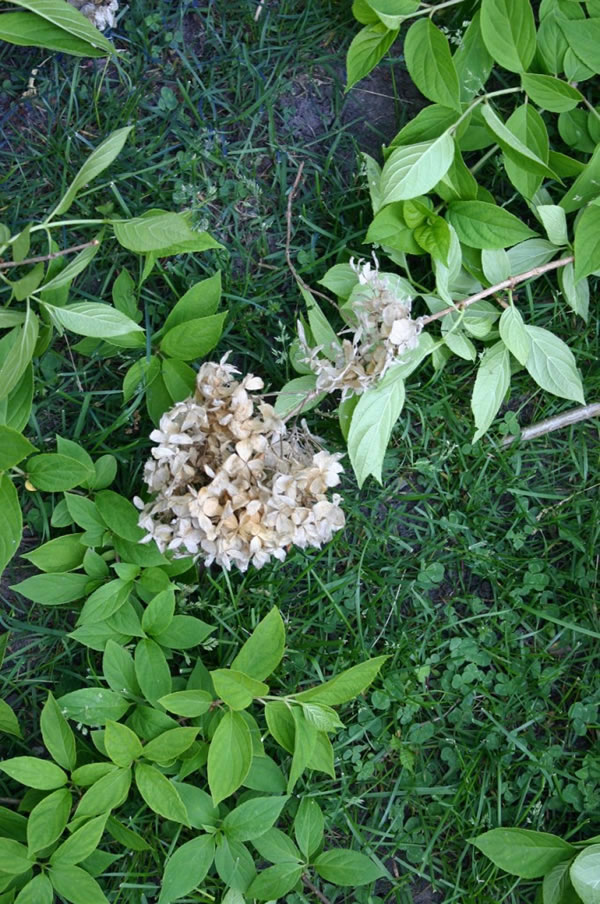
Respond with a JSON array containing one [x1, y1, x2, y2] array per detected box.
[[0, 597, 386, 902], [0, 130, 222, 578], [0, 0, 116, 57], [283, 0, 598, 486]]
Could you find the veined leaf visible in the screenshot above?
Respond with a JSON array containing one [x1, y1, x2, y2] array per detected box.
[[348, 366, 406, 486], [480, 0, 536, 71], [404, 19, 461, 111], [471, 341, 511, 442], [52, 127, 131, 217], [381, 133, 455, 203]]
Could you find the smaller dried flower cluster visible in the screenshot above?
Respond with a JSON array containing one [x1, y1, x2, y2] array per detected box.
[[68, 0, 118, 30], [135, 358, 345, 571], [299, 257, 422, 399]]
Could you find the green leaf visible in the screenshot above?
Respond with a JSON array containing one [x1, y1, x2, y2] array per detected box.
[[365, 203, 422, 254], [11, 262, 44, 302], [537, 205, 569, 246], [314, 849, 386, 886], [346, 23, 399, 90], [0, 10, 106, 56], [252, 827, 302, 864], [499, 306, 531, 367], [543, 860, 578, 904], [26, 454, 92, 491], [0, 756, 67, 790], [172, 781, 219, 829], [389, 104, 461, 148], [94, 490, 145, 542], [159, 313, 226, 361], [0, 474, 22, 577], [300, 285, 341, 361], [243, 755, 287, 794], [559, 262, 589, 321], [365, 0, 419, 28], [0, 700, 21, 737], [26, 787, 71, 856], [41, 240, 101, 292], [111, 267, 138, 321], [507, 238, 559, 275], [43, 301, 143, 339], [102, 640, 141, 698], [157, 690, 212, 718], [51, 127, 130, 217], [50, 814, 107, 866], [162, 272, 222, 332], [134, 763, 189, 824], [161, 359, 196, 402], [274, 375, 324, 417], [211, 669, 269, 711], [480, 0, 536, 71], [74, 767, 131, 820], [106, 816, 150, 851], [482, 248, 510, 285], [381, 133, 455, 203], [559, 18, 600, 74], [287, 708, 317, 792], [207, 710, 253, 805], [537, 11, 569, 75], [223, 796, 289, 843], [522, 73, 583, 112], [49, 864, 109, 904], [247, 863, 304, 901], [158, 835, 215, 904], [503, 104, 551, 201], [524, 325, 585, 403], [141, 587, 175, 636], [414, 215, 451, 263], [57, 688, 130, 726], [0, 306, 38, 401], [90, 454, 117, 490], [135, 638, 172, 704], [574, 203, 600, 282], [295, 656, 388, 705], [471, 341, 511, 442], [22, 534, 86, 573], [9, 0, 115, 53], [453, 12, 494, 101], [294, 798, 324, 859], [472, 828, 576, 878], [77, 578, 132, 626], [11, 572, 91, 605], [448, 201, 537, 249], [560, 145, 600, 213], [317, 263, 359, 298], [404, 19, 461, 111], [104, 720, 143, 768], [14, 874, 53, 904], [570, 845, 600, 904], [0, 839, 34, 875], [0, 364, 33, 433], [112, 213, 198, 253], [231, 607, 286, 681], [153, 615, 214, 650], [481, 102, 553, 177], [214, 838, 256, 893], [142, 727, 198, 764], [41, 691, 77, 770], [347, 367, 406, 487]]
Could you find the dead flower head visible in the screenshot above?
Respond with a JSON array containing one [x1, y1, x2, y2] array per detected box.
[[67, 0, 118, 30], [135, 357, 345, 572], [299, 255, 422, 399]]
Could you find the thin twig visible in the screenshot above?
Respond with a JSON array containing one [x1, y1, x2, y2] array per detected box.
[[284, 163, 339, 306], [420, 256, 574, 326], [302, 874, 333, 904], [254, 0, 265, 19], [0, 239, 99, 270], [501, 402, 600, 447]]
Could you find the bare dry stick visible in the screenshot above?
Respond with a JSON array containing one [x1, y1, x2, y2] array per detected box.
[[302, 874, 332, 904], [284, 163, 338, 306], [502, 402, 600, 447], [420, 255, 574, 326], [0, 239, 99, 270]]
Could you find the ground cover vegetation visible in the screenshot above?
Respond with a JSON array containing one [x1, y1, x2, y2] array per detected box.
[[0, 0, 599, 902]]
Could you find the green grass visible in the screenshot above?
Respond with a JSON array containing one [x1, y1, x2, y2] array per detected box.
[[1, 1, 600, 903]]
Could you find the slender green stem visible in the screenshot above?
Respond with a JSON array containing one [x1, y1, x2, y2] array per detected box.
[[450, 87, 521, 134], [581, 95, 600, 124], [399, 0, 464, 22]]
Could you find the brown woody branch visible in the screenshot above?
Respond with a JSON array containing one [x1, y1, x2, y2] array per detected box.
[[420, 255, 574, 325], [0, 239, 99, 271], [501, 402, 600, 447], [302, 874, 333, 904]]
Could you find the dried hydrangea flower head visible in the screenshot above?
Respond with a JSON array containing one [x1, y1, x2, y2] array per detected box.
[[135, 357, 345, 572], [299, 255, 423, 399], [68, 0, 118, 30]]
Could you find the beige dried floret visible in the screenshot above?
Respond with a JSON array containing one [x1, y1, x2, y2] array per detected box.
[[135, 357, 345, 572], [299, 256, 422, 399], [67, 0, 118, 30]]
